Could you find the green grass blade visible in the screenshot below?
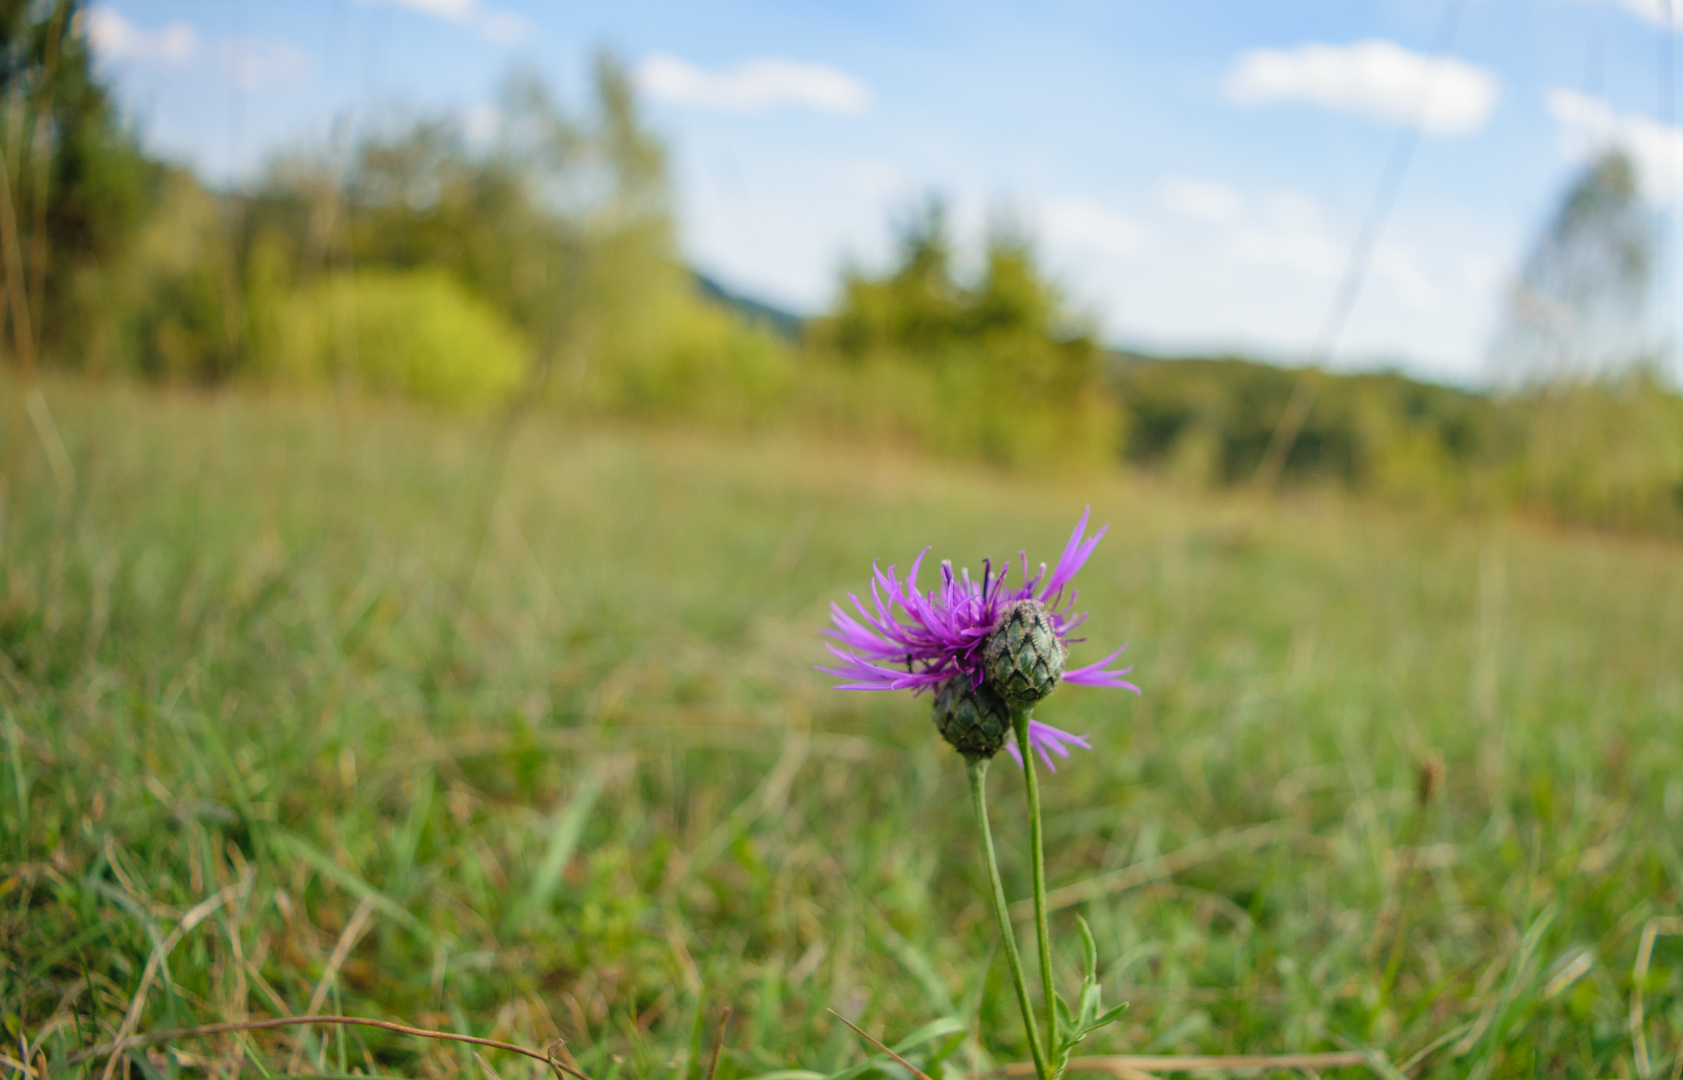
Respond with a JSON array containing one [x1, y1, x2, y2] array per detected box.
[[274, 832, 432, 940], [501, 762, 608, 935]]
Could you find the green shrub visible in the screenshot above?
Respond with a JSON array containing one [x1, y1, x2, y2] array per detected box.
[[1505, 372, 1683, 532], [804, 202, 1120, 470], [93, 168, 243, 381], [606, 295, 793, 425], [266, 269, 530, 409], [798, 347, 1118, 470]]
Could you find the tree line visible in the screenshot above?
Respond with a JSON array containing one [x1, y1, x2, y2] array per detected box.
[[4, 2, 1680, 535]]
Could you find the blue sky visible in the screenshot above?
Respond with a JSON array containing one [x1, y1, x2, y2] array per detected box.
[[84, 0, 1683, 383]]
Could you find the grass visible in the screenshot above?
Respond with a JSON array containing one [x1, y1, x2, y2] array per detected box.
[[2, 375, 1682, 1079]]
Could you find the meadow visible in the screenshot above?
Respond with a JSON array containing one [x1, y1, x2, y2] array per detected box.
[[3, 376, 1683, 1079]]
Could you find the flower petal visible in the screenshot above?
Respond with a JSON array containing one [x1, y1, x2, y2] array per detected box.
[[1039, 507, 1108, 602], [1005, 719, 1092, 773], [1064, 644, 1140, 692]]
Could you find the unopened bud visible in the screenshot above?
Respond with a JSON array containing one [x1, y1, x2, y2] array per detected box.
[[932, 677, 1011, 759], [984, 599, 1065, 705]]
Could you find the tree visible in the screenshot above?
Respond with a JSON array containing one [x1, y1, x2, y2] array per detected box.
[[810, 199, 1117, 467], [0, 0, 151, 365], [1490, 151, 1656, 383]]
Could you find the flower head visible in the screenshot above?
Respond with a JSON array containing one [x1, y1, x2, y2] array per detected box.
[[821, 508, 1140, 717]]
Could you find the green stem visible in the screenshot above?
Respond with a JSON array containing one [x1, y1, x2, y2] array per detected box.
[[1012, 706, 1060, 1066], [967, 756, 1050, 1080]]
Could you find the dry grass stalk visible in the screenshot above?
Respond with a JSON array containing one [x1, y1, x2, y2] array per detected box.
[[70, 1014, 595, 1080], [286, 894, 380, 1073], [828, 1009, 935, 1080], [988, 1050, 1379, 1075]]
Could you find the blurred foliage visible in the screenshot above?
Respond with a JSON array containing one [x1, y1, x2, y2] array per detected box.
[[0, 8, 1679, 536], [1112, 354, 1683, 534], [49, 49, 793, 418], [1502, 368, 1683, 532], [265, 270, 530, 408], [806, 200, 1120, 469], [1113, 356, 1500, 502], [0, 0, 151, 364], [94, 164, 242, 379], [244, 58, 791, 418]]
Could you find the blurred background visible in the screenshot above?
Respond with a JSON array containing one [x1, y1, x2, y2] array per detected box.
[[4, 2, 1683, 1078], [5, 0, 1683, 520]]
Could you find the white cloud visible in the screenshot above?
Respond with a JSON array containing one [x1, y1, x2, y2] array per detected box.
[[1226, 40, 1499, 136], [1037, 191, 1493, 375], [1158, 175, 1242, 222], [1214, 191, 1443, 310], [1373, 242, 1442, 312], [81, 7, 197, 65], [841, 159, 907, 199], [354, 0, 530, 45], [635, 55, 871, 115], [222, 38, 309, 91], [1458, 252, 1502, 293], [1608, 0, 1682, 25], [82, 7, 308, 92], [367, 0, 477, 16], [477, 10, 529, 45], [464, 104, 501, 145], [1039, 196, 1145, 257], [1229, 195, 1341, 276], [1546, 88, 1683, 203]]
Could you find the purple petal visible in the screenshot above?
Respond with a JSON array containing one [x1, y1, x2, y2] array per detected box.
[[1038, 507, 1108, 603], [1063, 644, 1142, 693], [817, 655, 952, 691], [1005, 719, 1092, 773], [904, 546, 929, 595]]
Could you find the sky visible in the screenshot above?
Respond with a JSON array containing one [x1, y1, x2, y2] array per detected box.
[[81, 0, 1683, 385]]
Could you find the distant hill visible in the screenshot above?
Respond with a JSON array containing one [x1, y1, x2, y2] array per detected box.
[[692, 271, 807, 341]]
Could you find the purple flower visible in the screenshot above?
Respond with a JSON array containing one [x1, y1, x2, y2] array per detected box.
[[1006, 720, 1091, 773], [820, 508, 1140, 708]]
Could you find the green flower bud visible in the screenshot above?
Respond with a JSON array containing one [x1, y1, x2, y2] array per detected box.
[[984, 599, 1065, 705], [932, 677, 1011, 759]]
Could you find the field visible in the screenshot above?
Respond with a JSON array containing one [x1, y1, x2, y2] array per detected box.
[[4, 377, 1683, 1079]]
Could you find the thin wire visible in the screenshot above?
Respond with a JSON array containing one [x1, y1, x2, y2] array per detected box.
[[1662, 0, 1677, 375], [220, 0, 248, 373], [228, 0, 243, 181], [1251, 0, 1475, 491]]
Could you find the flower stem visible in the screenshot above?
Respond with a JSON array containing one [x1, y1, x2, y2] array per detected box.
[[966, 756, 1050, 1080], [1011, 706, 1060, 1067]]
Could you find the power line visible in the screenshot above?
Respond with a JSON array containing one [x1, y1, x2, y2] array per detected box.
[[1662, 0, 1676, 374]]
